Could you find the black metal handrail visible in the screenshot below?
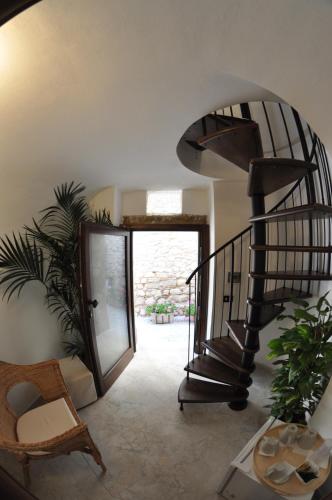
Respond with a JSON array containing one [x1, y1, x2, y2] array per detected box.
[[186, 225, 251, 284]]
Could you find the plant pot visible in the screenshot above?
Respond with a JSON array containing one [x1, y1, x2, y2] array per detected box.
[[184, 315, 195, 322], [278, 412, 307, 426], [155, 313, 174, 324]]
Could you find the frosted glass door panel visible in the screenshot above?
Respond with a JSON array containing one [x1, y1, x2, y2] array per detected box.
[[89, 233, 129, 376]]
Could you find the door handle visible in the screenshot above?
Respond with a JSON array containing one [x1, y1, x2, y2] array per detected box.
[[88, 299, 99, 308]]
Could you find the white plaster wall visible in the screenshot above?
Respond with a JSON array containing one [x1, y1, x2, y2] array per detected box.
[[0, 282, 62, 363], [89, 186, 122, 226], [182, 189, 209, 217], [89, 186, 114, 213], [122, 191, 147, 216], [0, 281, 63, 411], [113, 186, 122, 226], [213, 180, 251, 248], [89, 185, 122, 226]]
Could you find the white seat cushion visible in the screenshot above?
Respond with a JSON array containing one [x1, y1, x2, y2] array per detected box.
[[17, 398, 77, 455]]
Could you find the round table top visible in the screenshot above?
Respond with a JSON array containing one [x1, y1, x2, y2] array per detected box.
[[253, 423, 331, 497]]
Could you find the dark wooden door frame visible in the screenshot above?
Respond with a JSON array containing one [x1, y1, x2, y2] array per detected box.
[[127, 223, 210, 353], [79, 222, 135, 396]]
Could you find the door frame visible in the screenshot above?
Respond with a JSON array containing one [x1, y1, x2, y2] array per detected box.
[[128, 223, 210, 353], [79, 222, 135, 396]]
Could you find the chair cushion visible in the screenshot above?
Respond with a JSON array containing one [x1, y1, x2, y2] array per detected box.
[[17, 398, 77, 455]]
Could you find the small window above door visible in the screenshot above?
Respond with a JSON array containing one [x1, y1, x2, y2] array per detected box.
[[146, 190, 182, 215]]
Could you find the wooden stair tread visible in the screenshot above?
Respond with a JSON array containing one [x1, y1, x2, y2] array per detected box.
[[198, 122, 258, 144], [183, 114, 231, 150], [178, 377, 248, 404], [250, 244, 332, 253], [184, 355, 250, 388], [250, 270, 332, 281], [202, 337, 253, 374], [197, 122, 262, 172], [245, 304, 284, 330], [250, 204, 332, 223], [248, 158, 317, 196], [184, 114, 251, 149], [260, 304, 284, 325], [249, 287, 311, 305], [225, 320, 258, 353], [208, 113, 256, 128]]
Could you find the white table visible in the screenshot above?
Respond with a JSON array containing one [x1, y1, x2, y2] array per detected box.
[[218, 418, 314, 500]]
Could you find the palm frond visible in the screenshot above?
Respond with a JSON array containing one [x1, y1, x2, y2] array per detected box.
[[47, 279, 81, 333], [40, 182, 90, 241], [92, 209, 113, 226], [25, 219, 77, 284], [25, 219, 63, 249], [63, 331, 86, 357], [0, 233, 47, 300]]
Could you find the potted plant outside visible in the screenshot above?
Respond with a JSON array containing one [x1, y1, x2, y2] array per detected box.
[[145, 302, 177, 324], [267, 293, 332, 424]]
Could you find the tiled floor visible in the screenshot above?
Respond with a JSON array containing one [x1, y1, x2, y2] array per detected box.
[[0, 317, 273, 499]]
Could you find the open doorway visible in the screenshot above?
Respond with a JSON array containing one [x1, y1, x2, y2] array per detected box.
[[79, 220, 209, 395], [131, 225, 209, 357]]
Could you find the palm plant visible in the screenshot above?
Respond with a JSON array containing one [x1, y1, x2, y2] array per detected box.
[[0, 182, 112, 357]]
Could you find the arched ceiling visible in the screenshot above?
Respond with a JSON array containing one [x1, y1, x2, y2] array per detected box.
[[0, 0, 331, 229]]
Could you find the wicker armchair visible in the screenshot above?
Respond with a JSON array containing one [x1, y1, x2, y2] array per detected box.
[[0, 359, 106, 487]]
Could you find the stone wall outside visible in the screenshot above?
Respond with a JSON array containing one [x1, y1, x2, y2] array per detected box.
[[133, 231, 198, 316]]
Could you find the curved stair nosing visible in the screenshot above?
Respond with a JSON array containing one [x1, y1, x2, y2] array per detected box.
[[202, 337, 254, 374], [249, 203, 332, 223], [250, 270, 332, 281], [248, 158, 317, 197], [178, 377, 249, 404], [250, 244, 332, 253], [225, 320, 259, 353], [247, 287, 311, 306], [184, 355, 251, 388], [197, 122, 259, 147]]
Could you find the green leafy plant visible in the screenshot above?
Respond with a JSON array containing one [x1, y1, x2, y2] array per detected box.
[[145, 304, 156, 315], [145, 302, 176, 315], [0, 182, 112, 357], [267, 293, 332, 424], [184, 304, 196, 317]]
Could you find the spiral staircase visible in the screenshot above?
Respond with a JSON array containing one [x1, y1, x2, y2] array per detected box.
[[177, 102, 332, 410]]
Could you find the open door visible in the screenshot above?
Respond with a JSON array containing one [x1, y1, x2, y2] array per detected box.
[[79, 223, 135, 396]]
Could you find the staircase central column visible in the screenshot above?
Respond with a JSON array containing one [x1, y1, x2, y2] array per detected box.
[[248, 194, 266, 330]]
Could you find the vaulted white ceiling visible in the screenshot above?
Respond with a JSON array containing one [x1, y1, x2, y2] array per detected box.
[[0, 0, 331, 230]]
